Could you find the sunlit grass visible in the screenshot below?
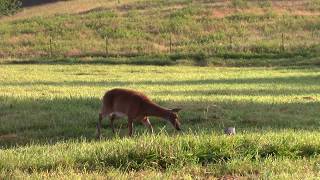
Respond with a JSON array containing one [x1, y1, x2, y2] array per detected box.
[[0, 64, 320, 178], [1, 65, 320, 101], [1, 132, 320, 179]]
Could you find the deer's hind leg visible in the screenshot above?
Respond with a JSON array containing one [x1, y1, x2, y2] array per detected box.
[[96, 106, 108, 139], [109, 114, 116, 134]]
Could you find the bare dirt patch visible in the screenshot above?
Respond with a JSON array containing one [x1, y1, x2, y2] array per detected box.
[[0, 134, 18, 140]]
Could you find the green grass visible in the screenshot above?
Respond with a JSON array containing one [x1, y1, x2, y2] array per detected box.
[[0, 0, 21, 16], [0, 64, 320, 178], [1, 1, 320, 178], [0, 0, 319, 64], [1, 133, 320, 179]]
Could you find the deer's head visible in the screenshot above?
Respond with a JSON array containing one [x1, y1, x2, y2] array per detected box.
[[168, 108, 182, 131]]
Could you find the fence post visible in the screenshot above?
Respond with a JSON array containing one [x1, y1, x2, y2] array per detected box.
[[281, 33, 285, 52], [169, 33, 172, 54], [229, 35, 233, 50], [49, 37, 53, 58], [105, 36, 109, 57]]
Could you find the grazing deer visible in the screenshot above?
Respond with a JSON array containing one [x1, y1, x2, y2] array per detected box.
[[96, 88, 182, 138]]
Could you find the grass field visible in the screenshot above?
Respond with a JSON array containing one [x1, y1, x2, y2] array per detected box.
[[1, 0, 320, 179], [0, 64, 320, 178], [0, 0, 320, 64]]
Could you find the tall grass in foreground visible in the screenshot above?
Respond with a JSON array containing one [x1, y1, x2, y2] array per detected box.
[[1, 132, 320, 178]]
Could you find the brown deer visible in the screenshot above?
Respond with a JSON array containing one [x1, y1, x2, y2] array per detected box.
[[96, 88, 182, 138]]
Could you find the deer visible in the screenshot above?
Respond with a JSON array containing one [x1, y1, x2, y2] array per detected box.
[[96, 88, 182, 139]]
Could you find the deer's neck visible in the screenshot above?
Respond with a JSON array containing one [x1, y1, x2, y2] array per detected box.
[[145, 102, 171, 119]]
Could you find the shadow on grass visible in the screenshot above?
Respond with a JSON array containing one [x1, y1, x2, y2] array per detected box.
[[1, 74, 320, 88], [0, 91, 319, 148], [2, 53, 320, 67], [21, 0, 65, 7], [3, 55, 176, 66]]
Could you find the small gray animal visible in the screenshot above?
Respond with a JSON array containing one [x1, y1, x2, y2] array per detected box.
[[224, 127, 236, 135]]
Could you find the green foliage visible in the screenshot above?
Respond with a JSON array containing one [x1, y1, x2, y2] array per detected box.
[[231, 0, 249, 8], [226, 12, 276, 22], [193, 52, 209, 66], [308, 0, 320, 11], [0, 0, 21, 16], [258, 0, 272, 8]]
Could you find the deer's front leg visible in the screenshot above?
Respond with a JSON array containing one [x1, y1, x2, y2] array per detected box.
[[96, 113, 103, 139], [142, 116, 154, 134], [128, 119, 133, 136]]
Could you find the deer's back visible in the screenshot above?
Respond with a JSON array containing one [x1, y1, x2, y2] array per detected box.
[[102, 88, 152, 117]]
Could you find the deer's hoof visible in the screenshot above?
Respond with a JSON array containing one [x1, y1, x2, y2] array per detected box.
[[96, 135, 102, 140]]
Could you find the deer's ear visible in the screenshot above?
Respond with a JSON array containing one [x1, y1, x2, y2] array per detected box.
[[171, 108, 182, 113]]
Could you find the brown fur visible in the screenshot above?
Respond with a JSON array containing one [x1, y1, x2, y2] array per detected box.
[[96, 88, 181, 138]]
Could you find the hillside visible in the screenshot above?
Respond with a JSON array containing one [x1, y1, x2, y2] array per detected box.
[[0, 0, 319, 65], [1, 1, 320, 178]]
